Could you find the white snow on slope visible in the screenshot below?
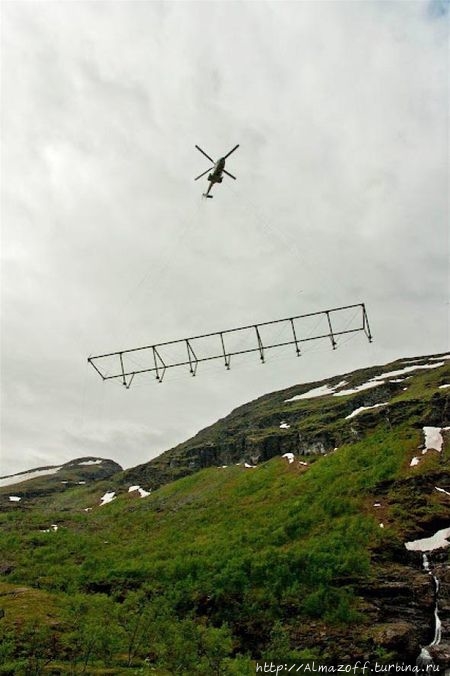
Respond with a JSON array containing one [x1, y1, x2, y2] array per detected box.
[[431, 355, 450, 361], [405, 527, 450, 552], [335, 361, 444, 397], [282, 453, 295, 464], [280, 422, 290, 429], [9, 496, 21, 502], [78, 460, 103, 466], [345, 402, 388, 419], [285, 380, 349, 401], [411, 426, 449, 467], [373, 362, 444, 381], [285, 361, 444, 402], [128, 485, 151, 498], [285, 384, 334, 401], [435, 487, 450, 497], [439, 384, 450, 389], [423, 427, 444, 453], [334, 381, 384, 396], [0, 466, 62, 488], [100, 491, 116, 505], [244, 463, 256, 468]]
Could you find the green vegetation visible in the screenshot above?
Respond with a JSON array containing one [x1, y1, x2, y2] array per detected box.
[[0, 357, 448, 672]]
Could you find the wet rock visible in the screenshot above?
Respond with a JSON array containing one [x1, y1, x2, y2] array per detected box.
[[428, 642, 450, 668]]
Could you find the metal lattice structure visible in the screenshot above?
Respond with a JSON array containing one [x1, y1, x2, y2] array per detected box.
[[88, 303, 372, 388]]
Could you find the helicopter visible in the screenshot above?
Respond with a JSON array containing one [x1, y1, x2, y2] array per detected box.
[[194, 144, 239, 198]]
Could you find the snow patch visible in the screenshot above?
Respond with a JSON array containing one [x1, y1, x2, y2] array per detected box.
[[244, 463, 256, 468], [345, 402, 388, 419], [282, 453, 295, 464], [100, 491, 116, 506], [9, 496, 21, 502], [374, 362, 444, 381], [423, 427, 444, 453], [439, 384, 450, 389], [435, 487, 450, 497], [78, 460, 103, 466], [334, 381, 384, 396], [128, 485, 151, 498], [335, 362, 444, 399], [412, 427, 448, 466], [0, 466, 62, 488], [285, 384, 334, 401], [405, 527, 450, 552], [279, 422, 290, 429]]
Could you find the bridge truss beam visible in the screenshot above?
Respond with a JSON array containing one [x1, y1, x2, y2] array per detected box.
[[88, 303, 372, 388]]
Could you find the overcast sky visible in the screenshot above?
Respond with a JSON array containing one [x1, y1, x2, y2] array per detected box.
[[1, 0, 449, 477]]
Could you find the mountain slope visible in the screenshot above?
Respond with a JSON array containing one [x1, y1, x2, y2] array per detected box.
[[0, 353, 449, 673], [119, 352, 449, 491], [0, 457, 123, 505]]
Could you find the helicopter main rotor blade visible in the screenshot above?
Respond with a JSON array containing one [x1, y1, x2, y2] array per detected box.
[[223, 169, 236, 180], [223, 144, 239, 159], [195, 167, 213, 181], [195, 145, 215, 163]]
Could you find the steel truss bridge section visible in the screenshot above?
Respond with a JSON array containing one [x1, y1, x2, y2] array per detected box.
[[88, 303, 372, 388]]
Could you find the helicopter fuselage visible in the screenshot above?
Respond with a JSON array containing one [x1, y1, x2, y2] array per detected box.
[[208, 158, 226, 183]]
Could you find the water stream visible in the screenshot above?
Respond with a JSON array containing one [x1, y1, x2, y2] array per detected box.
[[415, 553, 442, 669]]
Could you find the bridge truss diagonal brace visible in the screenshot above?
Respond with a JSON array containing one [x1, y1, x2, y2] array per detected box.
[[87, 302, 373, 388], [186, 339, 198, 376], [220, 333, 231, 369], [153, 347, 166, 383], [362, 303, 373, 343]]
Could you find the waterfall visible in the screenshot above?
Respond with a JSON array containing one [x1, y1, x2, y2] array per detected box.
[[415, 552, 442, 668], [429, 573, 441, 647]]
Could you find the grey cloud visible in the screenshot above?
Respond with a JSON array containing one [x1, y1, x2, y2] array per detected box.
[[1, 1, 448, 476]]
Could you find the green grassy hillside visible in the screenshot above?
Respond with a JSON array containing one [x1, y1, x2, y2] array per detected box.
[[0, 355, 449, 673]]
